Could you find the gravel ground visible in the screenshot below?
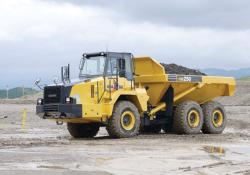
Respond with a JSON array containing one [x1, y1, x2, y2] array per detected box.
[[0, 83, 250, 175]]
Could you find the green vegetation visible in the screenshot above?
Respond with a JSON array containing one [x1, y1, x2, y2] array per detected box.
[[0, 87, 39, 99], [237, 76, 250, 81]]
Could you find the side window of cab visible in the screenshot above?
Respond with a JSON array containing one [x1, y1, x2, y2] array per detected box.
[[106, 57, 118, 76], [105, 53, 133, 80], [122, 54, 133, 80]]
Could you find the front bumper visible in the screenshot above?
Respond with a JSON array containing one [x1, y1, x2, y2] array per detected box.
[[36, 104, 82, 119]]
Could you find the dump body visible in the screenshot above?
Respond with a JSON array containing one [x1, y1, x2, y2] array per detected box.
[[134, 57, 235, 107]]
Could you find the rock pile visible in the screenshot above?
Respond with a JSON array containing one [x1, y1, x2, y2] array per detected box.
[[161, 63, 206, 76]]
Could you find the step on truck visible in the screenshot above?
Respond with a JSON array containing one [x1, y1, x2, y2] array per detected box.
[[36, 52, 236, 138]]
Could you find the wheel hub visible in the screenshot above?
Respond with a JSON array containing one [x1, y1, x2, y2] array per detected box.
[[188, 110, 200, 128], [123, 115, 131, 126], [212, 110, 223, 127], [120, 111, 136, 131]]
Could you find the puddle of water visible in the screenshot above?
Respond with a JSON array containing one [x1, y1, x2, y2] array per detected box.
[[229, 146, 250, 154], [203, 146, 225, 154], [203, 145, 250, 155]]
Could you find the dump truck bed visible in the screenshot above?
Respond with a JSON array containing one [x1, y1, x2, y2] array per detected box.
[[134, 57, 236, 106]]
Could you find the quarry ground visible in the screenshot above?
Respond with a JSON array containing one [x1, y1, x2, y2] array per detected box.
[[0, 82, 250, 175]]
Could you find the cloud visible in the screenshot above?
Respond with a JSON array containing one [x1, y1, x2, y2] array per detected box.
[[51, 0, 250, 30], [0, 0, 111, 41], [0, 0, 249, 87]]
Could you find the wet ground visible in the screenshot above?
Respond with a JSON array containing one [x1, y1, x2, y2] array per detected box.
[[0, 102, 250, 175]]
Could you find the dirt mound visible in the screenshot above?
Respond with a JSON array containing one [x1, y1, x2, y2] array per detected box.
[[161, 63, 206, 76]]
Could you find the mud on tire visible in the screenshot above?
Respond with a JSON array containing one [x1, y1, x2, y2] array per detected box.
[[173, 101, 204, 134], [106, 101, 140, 138], [67, 123, 100, 138], [201, 101, 227, 134]]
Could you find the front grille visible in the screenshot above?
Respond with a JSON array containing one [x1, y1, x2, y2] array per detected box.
[[44, 86, 61, 104], [44, 104, 59, 112]]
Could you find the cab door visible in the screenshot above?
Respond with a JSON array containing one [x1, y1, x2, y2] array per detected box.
[[105, 53, 134, 91]]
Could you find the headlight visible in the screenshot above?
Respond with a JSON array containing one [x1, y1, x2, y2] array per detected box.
[[66, 97, 71, 104], [37, 98, 43, 105]]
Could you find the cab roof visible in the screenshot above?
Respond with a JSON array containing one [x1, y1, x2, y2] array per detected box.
[[82, 52, 132, 58]]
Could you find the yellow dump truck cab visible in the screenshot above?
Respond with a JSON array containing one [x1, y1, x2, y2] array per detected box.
[[36, 52, 236, 138]]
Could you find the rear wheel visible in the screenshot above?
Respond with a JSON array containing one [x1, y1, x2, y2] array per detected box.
[[67, 123, 99, 138], [106, 101, 140, 138], [201, 101, 226, 134], [173, 101, 203, 134]]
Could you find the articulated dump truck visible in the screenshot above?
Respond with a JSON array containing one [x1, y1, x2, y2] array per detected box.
[[36, 52, 235, 138]]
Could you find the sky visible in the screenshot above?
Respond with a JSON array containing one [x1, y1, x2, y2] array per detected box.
[[0, 0, 250, 88]]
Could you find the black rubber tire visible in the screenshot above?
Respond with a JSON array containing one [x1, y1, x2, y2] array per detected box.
[[67, 123, 99, 138], [142, 125, 162, 134], [173, 101, 204, 134], [201, 101, 227, 134], [106, 101, 140, 138]]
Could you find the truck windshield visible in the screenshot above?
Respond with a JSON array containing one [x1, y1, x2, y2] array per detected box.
[[79, 56, 105, 78]]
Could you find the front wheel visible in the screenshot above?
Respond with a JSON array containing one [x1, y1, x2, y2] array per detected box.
[[106, 101, 140, 138], [67, 123, 100, 138]]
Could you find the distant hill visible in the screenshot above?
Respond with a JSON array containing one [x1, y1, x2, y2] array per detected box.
[[202, 68, 250, 78], [0, 87, 39, 99], [237, 76, 250, 81]]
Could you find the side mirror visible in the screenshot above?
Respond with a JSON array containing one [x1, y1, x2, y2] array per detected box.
[[53, 76, 59, 85], [61, 64, 70, 84], [35, 78, 41, 85], [34, 78, 43, 90]]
